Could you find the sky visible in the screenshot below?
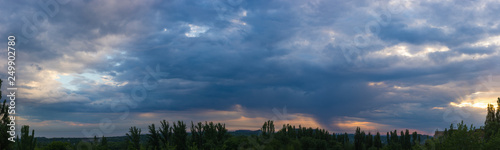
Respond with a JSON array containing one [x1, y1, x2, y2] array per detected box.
[[1, 0, 500, 138]]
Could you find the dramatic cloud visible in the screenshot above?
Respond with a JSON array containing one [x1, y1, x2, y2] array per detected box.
[[1, 0, 499, 137]]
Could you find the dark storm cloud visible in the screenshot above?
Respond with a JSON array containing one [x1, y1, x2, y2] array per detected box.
[[1, 0, 500, 137], [378, 1, 500, 47]]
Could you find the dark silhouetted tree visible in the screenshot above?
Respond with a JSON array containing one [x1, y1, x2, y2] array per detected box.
[[486, 103, 496, 125], [261, 120, 275, 138], [190, 121, 229, 149], [15, 125, 36, 150], [417, 134, 421, 145], [147, 123, 160, 150], [366, 132, 373, 148], [485, 103, 497, 140], [215, 122, 229, 146], [344, 132, 349, 144], [173, 121, 187, 150], [496, 97, 500, 123], [390, 130, 398, 144], [412, 131, 418, 146], [203, 121, 217, 149], [126, 126, 141, 150], [354, 127, 363, 150], [441, 121, 482, 149], [386, 132, 390, 145], [42, 141, 71, 150], [190, 121, 203, 149], [100, 136, 108, 150], [400, 130, 405, 148], [159, 120, 173, 149], [388, 130, 401, 149], [404, 129, 410, 149], [374, 132, 382, 149], [93, 135, 99, 149]]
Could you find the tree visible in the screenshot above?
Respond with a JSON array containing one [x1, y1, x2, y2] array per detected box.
[[386, 132, 390, 145], [261, 120, 275, 138], [147, 123, 161, 150], [126, 126, 141, 150], [338, 132, 349, 145], [42, 141, 71, 150], [288, 124, 297, 139], [486, 103, 496, 125], [440, 121, 482, 149], [404, 129, 410, 149], [400, 130, 405, 148], [390, 130, 398, 145], [203, 121, 217, 149], [93, 135, 99, 149], [101, 136, 108, 150], [485, 100, 500, 141], [484, 127, 500, 149], [344, 132, 349, 144], [76, 141, 93, 150], [343, 132, 353, 150], [190, 121, 203, 149], [417, 134, 421, 145], [159, 120, 173, 149], [173, 121, 187, 150], [0, 79, 13, 150], [388, 130, 401, 149], [354, 127, 363, 150], [366, 132, 373, 148], [189, 121, 229, 149], [223, 135, 252, 150], [496, 97, 500, 123], [215, 122, 229, 147], [15, 125, 36, 150], [374, 132, 382, 149], [411, 131, 418, 146], [360, 131, 366, 149]]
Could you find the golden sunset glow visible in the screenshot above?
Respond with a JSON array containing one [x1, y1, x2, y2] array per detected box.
[[334, 117, 390, 132], [449, 102, 488, 109], [450, 89, 500, 109]]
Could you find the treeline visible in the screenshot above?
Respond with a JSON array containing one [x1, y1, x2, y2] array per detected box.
[[111, 120, 428, 150], [0, 117, 497, 150], [126, 120, 230, 150], [383, 128, 423, 149], [0, 119, 430, 150], [3, 109, 499, 150]]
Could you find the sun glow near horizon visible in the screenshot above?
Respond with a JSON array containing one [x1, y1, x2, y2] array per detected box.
[[447, 86, 500, 109]]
